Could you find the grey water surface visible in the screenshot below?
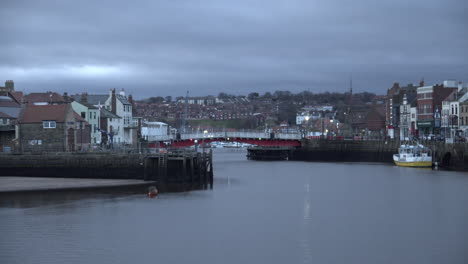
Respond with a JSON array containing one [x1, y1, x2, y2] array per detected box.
[[1, 149, 467, 264]]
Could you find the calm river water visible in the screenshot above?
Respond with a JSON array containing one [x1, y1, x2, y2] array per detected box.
[[1, 149, 468, 264]]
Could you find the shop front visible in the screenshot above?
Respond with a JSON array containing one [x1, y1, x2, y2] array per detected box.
[[417, 120, 434, 136]]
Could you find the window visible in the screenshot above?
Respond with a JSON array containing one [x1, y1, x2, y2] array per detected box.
[[81, 112, 86, 119], [43, 120, 56, 128]]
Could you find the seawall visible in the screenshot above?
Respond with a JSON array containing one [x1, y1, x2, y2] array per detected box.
[[0, 151, 214, 191], [248, 140, 468, 171]]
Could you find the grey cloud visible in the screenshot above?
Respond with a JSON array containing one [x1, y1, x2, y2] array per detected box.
[[1, 0, 467, 97]]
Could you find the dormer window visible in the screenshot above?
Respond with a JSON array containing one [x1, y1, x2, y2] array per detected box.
[[43, 120, 56, 128]]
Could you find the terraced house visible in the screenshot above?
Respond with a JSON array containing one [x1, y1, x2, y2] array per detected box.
[[71, 93, 101, 144]]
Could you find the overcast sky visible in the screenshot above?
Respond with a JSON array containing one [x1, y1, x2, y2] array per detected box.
[[1, 0, 467, 98]]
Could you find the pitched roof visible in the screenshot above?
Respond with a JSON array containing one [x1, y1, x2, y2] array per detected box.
[[73, 100, 98, 109], [10, 91, 23, 104], [0, 96, 21, 107], [100, 108, 121, 119], [0, 111, 15, 119], [116, 94, 131, 105], [24, 92, 65, 104], [73, 112, 89, 124], [74, 94, 109, 106], [21, 104, 69, 123]]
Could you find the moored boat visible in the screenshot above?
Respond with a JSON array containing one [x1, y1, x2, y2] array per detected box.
[[393, 143, 432, 168]]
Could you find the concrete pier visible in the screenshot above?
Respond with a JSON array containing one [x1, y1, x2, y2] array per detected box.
[[0, 149, 214, 191]]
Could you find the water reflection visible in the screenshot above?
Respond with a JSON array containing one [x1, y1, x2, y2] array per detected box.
[[1, 149, 468, 264]]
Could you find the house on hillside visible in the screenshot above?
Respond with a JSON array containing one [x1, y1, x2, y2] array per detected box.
[[18, 104, 91, 152]]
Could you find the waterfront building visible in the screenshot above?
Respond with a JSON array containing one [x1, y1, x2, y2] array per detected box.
[[364, 104, 386, 138], [416, 82, 457, 136], [459, 101, 468, 137], [141, 121, 170, 141], [18, 104, 91, 152], [105, 89, 136, 145], [410, 106, 418, 136], [71, 93, 101, 145], [0, 82, 22, 152], [385, 82, 419, 139], [99, 108, 123, 146], [399, 93, 417, 140], [439, 81, 467, 138]]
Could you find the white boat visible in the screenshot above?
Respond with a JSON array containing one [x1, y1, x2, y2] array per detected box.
[[393, 143, 432, 168]]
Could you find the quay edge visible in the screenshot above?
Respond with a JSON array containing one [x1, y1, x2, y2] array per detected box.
[[247, 139, 468, 171], [0, 150, 214, 191]]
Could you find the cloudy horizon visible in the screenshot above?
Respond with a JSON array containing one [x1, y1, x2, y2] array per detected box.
[[1, 0, 467, 98]]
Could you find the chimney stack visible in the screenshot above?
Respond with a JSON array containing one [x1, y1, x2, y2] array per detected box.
[[120, 88, 125, 96], [111, 88, 117, 114], [5, 80, 14, 91], [63, 92, 69, 103], [80, 92, 88, 103], [419, 79, 425, 87]]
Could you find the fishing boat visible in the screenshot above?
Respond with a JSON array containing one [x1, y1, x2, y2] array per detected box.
[[393, 143, 432, 168]]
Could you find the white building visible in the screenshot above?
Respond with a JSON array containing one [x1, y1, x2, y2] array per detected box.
[[105, 89, 135, 145], [141, 121, 170, 141], [71, 99, 101, 144], [410, 106, 418, 132], [399, 94, 411, 140], [100, 108, 123, 144], [296, 111, 321, 125]]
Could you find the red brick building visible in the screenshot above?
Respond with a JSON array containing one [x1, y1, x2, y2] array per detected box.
[[417, 84, 457, 135]]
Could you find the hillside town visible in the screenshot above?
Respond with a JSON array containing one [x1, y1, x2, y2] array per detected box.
[[0, 79, 467, 152]]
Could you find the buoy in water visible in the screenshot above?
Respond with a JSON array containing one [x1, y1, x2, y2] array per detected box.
[[148, 186, 158, 197]]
